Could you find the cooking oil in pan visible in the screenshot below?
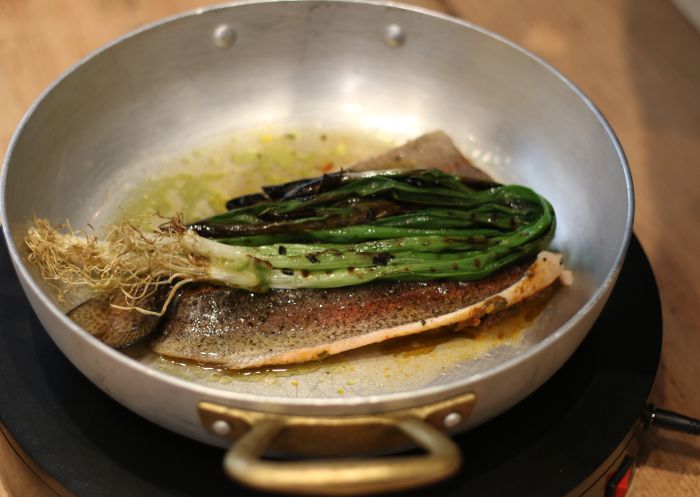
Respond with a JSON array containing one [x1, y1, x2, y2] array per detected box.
[[111, 126, 393, 228]]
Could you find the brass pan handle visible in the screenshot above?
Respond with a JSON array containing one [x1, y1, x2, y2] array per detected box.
[[224, 416, 461, 496], [199, 392, 474, 495]]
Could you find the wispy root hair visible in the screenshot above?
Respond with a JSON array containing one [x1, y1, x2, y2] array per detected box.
[[24, 217, 209, 315]]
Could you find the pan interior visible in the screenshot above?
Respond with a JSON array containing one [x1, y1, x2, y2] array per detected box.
[[2, 1, 629, 402], [105, 125, 568, 400]]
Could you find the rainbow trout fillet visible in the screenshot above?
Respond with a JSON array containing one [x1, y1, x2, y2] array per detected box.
[[66, 132, 568, 366], [349, 130, 493, 184], [149, 252, 565, 369]]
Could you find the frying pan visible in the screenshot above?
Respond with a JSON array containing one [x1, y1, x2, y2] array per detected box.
[[0, 1, 633, 494]]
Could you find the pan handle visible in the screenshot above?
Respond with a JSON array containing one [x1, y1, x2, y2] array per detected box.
[[223, 416, 461, 495]]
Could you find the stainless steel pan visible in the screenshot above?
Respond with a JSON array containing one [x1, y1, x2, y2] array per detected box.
[[0, 1, 633, 494]]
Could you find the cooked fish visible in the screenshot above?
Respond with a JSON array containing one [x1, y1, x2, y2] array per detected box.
[[149, 251, 564, 369], [349, 130, 494, 184], [66, 131, 565, 365], [68, 288, 166, 348]]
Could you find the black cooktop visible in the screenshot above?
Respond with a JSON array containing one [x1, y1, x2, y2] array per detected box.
[[0, 234, 661, 497]]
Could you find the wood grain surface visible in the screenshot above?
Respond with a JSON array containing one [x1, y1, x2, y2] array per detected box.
[[1, 1, 699, 496]]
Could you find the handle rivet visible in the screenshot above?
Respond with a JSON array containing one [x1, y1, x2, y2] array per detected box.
[[213, 24, 237, 48], [443, 412, 462, 429], [212, 419, 232, 435], [384, 24, 406, 48]]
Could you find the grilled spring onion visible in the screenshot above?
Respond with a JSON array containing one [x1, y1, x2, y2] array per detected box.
[[25, 169, 555, 314]]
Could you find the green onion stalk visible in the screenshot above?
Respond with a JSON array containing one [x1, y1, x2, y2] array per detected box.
[[188, 168, 556, 288], [25, 169, 555, 312]]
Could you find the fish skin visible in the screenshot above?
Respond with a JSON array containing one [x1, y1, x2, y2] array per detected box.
[[349, 131, 494, 184], [67, 289, 166, 349], [149, 252, 564, 369], [67, 132, 558, 356]]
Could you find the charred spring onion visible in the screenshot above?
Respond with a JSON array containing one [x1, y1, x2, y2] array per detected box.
[[25, 169, 555, 314]]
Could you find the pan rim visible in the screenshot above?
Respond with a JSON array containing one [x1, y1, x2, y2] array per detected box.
[[0, 0, 633, 414]]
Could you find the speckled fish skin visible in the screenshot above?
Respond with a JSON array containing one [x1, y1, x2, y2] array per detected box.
[[68, 289, 166, 349], [68, 132, 561, 356], [149, 252, 564, 369]]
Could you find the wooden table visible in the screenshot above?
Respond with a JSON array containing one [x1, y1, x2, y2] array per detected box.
[[1, 1, 699, 495]]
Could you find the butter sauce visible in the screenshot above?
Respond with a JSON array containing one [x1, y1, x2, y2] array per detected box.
[[114, 127, 393, 227]]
